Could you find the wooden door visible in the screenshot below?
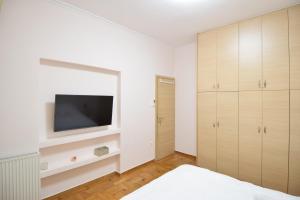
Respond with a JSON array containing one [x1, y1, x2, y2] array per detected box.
[[198, 31, 217, 91], [197, 92, 217, 171], [289, 5, 300, 89], [289, 90, 300, 195], [156, 76, 175, 160], [217, 24, 238, 91], [217, 92, 238, 178], [262, 91, 289, 192], [239, 17, 262, 91], [239, 91, 262, 185], [262, 9, 289, 90]]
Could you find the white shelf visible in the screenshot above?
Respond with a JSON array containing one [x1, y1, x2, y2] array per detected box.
[[39, 128, 121, 149], [40, 149, 120, 178]]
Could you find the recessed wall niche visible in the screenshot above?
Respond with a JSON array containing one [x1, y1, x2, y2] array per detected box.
[[38, 58, 121, 140], [38, 58, 121, 198]]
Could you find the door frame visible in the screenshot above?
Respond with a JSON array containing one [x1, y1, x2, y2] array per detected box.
[[155, 75, 175, 160]]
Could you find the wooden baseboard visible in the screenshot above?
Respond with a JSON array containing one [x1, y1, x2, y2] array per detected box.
[[175, 151, 197, 159], [120, 152, 196, 175], [117, 159, 154, 175]]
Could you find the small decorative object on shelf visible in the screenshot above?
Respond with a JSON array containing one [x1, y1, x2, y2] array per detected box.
[[40, 162, 48, 170], [94, 146, 109, 157], [70, 156, 77, 162]]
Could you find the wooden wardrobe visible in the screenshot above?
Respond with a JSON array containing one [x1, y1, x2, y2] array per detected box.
[[197, 5, 300, 195]]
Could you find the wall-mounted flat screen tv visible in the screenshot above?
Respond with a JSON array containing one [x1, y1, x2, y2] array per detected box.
[[54, 94, 113, 132]]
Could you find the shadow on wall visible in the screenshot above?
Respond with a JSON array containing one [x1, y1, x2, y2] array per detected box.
[[40, 58, 119, 75]]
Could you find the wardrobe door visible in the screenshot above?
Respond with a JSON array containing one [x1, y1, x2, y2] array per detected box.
[[217, 24, 238, 91], [262, 9, 289, 90], [198, 31, 217, 92], [217, 92, 238, 178], [262, 91, 289, 192], [239, 91, 262, 185], [197, 92, 217, 171], [289, 90, 300, 195], [289, 5, 300, 90], [239, 18, 262, 91]]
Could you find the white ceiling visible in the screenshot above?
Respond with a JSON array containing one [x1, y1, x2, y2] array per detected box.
[[60, 0, 299, 46]]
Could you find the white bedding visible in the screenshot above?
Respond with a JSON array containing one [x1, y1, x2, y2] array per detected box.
[[121, 164, 300, 200]]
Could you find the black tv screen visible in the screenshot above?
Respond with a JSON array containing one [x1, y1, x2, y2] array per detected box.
[[54, 94, 113, 132]]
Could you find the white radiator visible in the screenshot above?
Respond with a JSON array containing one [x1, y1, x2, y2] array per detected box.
[[0, 153, 40, 200]]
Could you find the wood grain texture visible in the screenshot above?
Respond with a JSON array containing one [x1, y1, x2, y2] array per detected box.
[[156, 77, 175, 160], [196, 4, 299, 195], [262, 91, 289, 192], [197, 92, 217, 171], [197, 31, 217, 91], [44, 152, 196, 200], [239, 91, 262, 185], [289, 5, 300, 90], [239, 17, 262, 91], [262, 9, 289, 90], [217, 24, 239, 91], [217, 92, 239, 178], [289, 90, 300, 195]]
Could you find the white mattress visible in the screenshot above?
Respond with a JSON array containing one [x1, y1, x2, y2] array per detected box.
[[121, 164, 300, 200]]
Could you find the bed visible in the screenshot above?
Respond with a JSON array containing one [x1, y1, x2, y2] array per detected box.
[[121, 164, 300, 200]]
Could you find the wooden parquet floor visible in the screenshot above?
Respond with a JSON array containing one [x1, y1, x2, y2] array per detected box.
[[45, 152, 196, 200]]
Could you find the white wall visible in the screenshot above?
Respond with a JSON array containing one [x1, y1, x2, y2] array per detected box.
[[0, 0, 173, 173], [174, 42, 197, 156], [0, 0, 39, 158]]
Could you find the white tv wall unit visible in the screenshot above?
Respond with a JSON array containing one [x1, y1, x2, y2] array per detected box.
[[38, 58, 121, 198], [39, 128, 121, 178], [39, 128, 120, 149]]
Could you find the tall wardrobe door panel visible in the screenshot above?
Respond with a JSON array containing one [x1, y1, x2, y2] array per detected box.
[[197, 92, 217, 171], [217, 92, 238, 178], [262, 9, 289, 90], [289, 5, 300, 89], [262, 91, 289, 192], [217, 24, 238, 91], [239, 18, 262, 91], [289, 90, 300, 195], [198, 31, 217, 92], [239, 91, 262, 185]]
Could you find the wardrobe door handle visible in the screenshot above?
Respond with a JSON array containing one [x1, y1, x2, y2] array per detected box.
[[213, 123, 216, 128], [263, 127, 267, 134], [217, 83, 220, 89], [264, 80, 267, 88], [258, 126, 261, 133], [213, 84, 216, 89], [258, 80, 261, 88]]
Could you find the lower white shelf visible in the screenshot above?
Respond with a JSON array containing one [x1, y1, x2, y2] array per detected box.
[[40, 149, 120, 178]]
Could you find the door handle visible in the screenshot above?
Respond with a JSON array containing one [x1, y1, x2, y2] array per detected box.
[[213, 123, 216, 128], [217, 83, 220, 89], [157, 117, 163, 125], [258, 80, 261, 88], [263, 126, 267, 134], [258, 126, 261, 133], [264, 80, 267, 88]]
